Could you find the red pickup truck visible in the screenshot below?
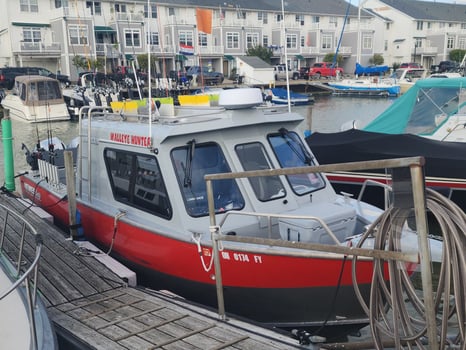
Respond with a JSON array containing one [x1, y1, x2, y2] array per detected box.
[[308, 62, 344, 79]]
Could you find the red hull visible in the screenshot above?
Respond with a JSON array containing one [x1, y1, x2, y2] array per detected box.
[[20, 176, 385, 327]]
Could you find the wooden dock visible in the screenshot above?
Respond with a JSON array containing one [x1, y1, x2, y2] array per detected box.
[[0, 192, 305, 349]]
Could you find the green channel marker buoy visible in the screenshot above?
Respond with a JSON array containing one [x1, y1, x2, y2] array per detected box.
[[2, 110, 15, 191]]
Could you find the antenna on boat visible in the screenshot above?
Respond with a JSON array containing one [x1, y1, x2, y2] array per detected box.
[[147, 0, 153, 148], [281, 0, 291, 112]]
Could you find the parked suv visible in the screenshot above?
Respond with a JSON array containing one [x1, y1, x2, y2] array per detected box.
[[273, 64, 300, 81], [431, 60, 459, 73], [0, 66, 70, 89], [186, 66, 224, 85]]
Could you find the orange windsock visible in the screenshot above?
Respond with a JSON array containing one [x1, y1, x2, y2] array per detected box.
[[196, 8, 213, 34]]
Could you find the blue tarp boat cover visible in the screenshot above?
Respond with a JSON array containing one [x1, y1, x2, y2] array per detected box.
[[354, 63, 389, 76], [364, 77, 466, 134]]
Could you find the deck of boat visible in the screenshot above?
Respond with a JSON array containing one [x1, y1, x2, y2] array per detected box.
[[0, 192, 304, 350]]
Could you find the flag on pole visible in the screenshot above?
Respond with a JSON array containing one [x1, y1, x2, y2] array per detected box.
[[196, 8, 213, 34]]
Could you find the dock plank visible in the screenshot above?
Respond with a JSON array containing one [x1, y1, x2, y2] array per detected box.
[[0, 193, 305, 349]]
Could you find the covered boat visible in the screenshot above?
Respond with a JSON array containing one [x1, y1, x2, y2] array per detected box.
[[19, 88, 427, 337], [307, 77, 466, 210], [1, 75, 70, 122]]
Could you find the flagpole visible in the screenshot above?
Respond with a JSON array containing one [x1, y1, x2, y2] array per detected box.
[[281, 0, 291, 112]]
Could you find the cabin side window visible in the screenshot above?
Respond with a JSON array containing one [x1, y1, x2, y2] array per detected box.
[[104, 148, 172, 219], [171, 142, 245, 217], [268, 130, 325, 195], [235, 142, 286, 201]]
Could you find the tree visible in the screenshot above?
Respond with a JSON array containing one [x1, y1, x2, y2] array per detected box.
[[369, 54, 384, 65], [137, 54, 158, 76], [246, 45, 273, 64], [449, 49, 466, 63], [323, 53, 343, 66]]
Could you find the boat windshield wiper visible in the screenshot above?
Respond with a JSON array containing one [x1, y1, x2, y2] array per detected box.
[[278, 128, 314, 165], [184, 139, 196, 187]]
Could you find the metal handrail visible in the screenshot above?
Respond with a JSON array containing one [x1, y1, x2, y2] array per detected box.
[[204, 156, 437, 348], [0, 202, 43, 350]]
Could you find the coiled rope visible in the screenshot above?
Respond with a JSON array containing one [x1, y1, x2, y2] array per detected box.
[[352, 188, 466, 349]]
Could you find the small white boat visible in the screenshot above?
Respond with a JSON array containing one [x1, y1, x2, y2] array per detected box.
[[391, 68, 427, 94], [328, 77, 401, 97], [0, 203, 57, 350], [1, 75, 70, 122], [263, 87, 314, 105]]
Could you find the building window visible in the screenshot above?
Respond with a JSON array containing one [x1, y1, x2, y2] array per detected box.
[[86, 1, 101, 15], [313, 16, 320, 24], [23, 27, 41, 43], [447, 36, 455, 49], [300, 35, 305, 47], [296, 14, 304, 26], [263, 35, 268, 47], [321, 35, 332, 49], [415, 38, 422, 48], [386, 23, 390, 30], [286, 34, 297, 49], [226, 32, 239, 49], [179, 30, 193, 46], [69, 24, 88, 45], [384, 40, 388, 51], [427, 22, 432, 29], [258, 12, 268, 24], [246, 33, 259, 49], [362, 35, 372, 49], [276, 13, 283, 22], [198, 33, 207, 47], [20, 0, 38, 12], [416, 21, 423, 30], [124, 29, 141, 48], [237, 11, 246, 20], [461, 23, 466, 30], [168, 7, 174, 16], [144, 4, 157, 18], [114, 3, 126, 13], [459, 38, 466, 49], [147, 32, 159, 46]]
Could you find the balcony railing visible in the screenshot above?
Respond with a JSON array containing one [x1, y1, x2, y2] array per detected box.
[[17, 42, 61, 55]]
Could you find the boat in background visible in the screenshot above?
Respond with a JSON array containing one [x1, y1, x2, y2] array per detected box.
[[0, 203, 57, 350], [307, 77, 466, 210], [1, 75, 70, 122], [328, 77, 400, 97], [390, 67, 427, 94], [263, 87, 314, 105], [18, 87, 432, 338]]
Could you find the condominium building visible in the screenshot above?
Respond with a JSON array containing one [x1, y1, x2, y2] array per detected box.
[[0, 0, 464, 82]]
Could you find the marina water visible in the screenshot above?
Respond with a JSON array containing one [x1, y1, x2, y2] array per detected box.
[[0, 95, 394, 190]]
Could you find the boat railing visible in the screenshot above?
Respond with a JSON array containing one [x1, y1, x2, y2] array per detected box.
[[204, 157, 438, 345], [357, 178, 393, 209], [0, 202, 43, 350], [217, 210, 342, 244]]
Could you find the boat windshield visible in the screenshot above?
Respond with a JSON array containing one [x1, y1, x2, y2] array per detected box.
[[172, 142, 245, 217], [405, 86, 464, 135], [268, 130, 325, 195], [235, 142, 286, 201]]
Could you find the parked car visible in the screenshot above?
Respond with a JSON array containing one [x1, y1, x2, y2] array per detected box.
[[0, 66, 70, 89], [400, 62, 422, 69], [299, 66, 310, 79], [308, 62, 344, 79], [186, 66, 224, 85], [431, 60, 459, 74], [273, 64, 300, 81]]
